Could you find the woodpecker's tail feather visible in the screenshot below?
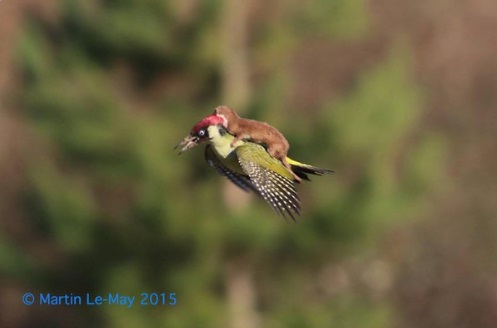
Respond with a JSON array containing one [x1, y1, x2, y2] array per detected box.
[[286, 158, 334, 181]]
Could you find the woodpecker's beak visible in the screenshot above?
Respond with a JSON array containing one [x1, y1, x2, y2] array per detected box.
[[175, 134, 200, 154]]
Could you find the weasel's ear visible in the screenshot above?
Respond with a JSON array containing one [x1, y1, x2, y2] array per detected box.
[[213, 106, 222, 115]]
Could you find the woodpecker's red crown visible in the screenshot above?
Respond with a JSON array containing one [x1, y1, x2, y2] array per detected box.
[[190, 115, 224, 137]]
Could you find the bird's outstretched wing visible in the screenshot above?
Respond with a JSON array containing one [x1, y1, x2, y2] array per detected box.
[[204, 145, 258, 193], [237, 149, 301, 221], [205, 144, 301, 221]]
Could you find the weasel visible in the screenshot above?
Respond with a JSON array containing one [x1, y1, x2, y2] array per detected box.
[[213, 105, 301, 182]]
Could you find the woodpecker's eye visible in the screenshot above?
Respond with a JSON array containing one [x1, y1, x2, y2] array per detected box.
[[197, 129, 206, 137]]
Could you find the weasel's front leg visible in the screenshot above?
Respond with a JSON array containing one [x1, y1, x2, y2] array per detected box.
[[230, 135, 243, 148]]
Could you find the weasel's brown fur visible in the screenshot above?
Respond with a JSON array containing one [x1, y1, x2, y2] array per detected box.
[[214, 105, 301, 182]]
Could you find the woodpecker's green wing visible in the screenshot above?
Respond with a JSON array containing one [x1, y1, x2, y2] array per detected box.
[[204, 144, 258, 193], [235, 144, 301, 221], [205, 143, 301, 221], [205, 125, 301, 221]]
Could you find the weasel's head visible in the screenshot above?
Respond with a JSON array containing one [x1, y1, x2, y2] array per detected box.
[[213, 105, 238, 127]]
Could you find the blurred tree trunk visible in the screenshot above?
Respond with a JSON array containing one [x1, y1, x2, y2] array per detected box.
[[226, 261, 261, 328], [220, 1, 259, 328], [221, 0, 250, 109], [0, 0, 24, 93], [220, 0, 253, 213], [0, 0, 57, 94]]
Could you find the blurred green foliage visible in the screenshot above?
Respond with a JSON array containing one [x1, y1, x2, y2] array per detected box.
[[2, 0, 444, 327]]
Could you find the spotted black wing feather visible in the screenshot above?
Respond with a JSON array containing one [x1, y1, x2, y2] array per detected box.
[[204, 145, 258, 193], [238, 157, 301, 221]]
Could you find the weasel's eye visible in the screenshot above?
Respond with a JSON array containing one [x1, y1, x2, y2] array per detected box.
[[197, 129, 206, 137], [219, 126, 226, 136]]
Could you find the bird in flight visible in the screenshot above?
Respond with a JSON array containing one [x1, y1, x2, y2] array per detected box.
[[176, 112, 333, 221]]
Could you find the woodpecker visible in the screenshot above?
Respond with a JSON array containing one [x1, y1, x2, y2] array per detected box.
[[213, 106, 301, 182], [176, 115, 333, 221]]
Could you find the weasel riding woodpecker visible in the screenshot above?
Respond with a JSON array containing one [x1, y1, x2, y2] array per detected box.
[[175, 115, 333, 220], [213, 106, 301, 182]]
